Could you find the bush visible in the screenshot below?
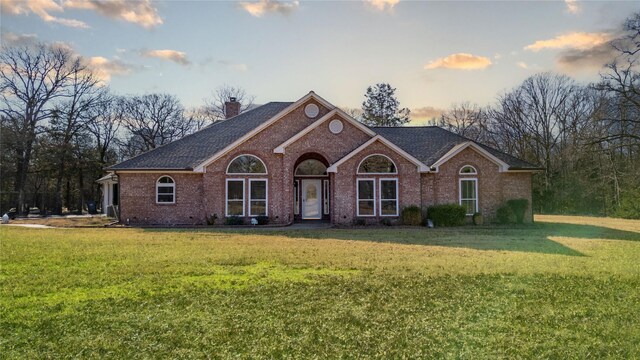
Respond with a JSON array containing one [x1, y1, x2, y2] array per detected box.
[[507, 198, 529, 224], [496, 205, 514, 224], [353, 218, 366, 226], [427, 204, 466, 227], [380, 218, 393, 226], [225, 216, 244, 225], [401, 205, 422, 226], [615, 191, 640, 219], [255, 216, 270, 225]]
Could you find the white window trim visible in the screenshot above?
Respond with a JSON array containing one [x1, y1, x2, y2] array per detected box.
[[459, 165, 478, 175], [294, 180, 300, 215], [156, 175, 176, 204], [323, 179, 330, 215], [459, 178, 479, 215], [356, 154, 398, 175], [225, 178, 245, 217], [356, 178, 376, 217], [249, 179, 269, 217], [379, 178, 399, 217], [226, 154, 268, 175]]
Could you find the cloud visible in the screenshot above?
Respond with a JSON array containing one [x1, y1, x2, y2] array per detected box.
[[411, 106, 445, 120], [218, 60, 248, 72], [141, 49, 191, 66], [0, 0, 89, 28], [556, 42, 617, 73], [88, 56, 137, 82], [565, 0, 580, 14], [64, 0, 163, 28], [0, 30, 38, 45], [524, 32, 611, 52], [239, 0, 299, 17], [364, 0, 400, 11], [517, 61, 528, 69], [424, 53, 492, 70]]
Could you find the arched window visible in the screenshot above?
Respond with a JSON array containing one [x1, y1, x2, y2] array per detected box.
[[459, 165, 477, 175], [295, 159, 327, 176], [156, 176, 175, 204], [358, 154, 397, 174], [227, 155, 267, 174]]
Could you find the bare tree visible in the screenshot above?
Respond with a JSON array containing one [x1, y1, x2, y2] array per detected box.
[[0, 42, 84, 213], [121, 93, 195, 156], [438, 102, 489, 142], [87, 93, 125, 166], [202, 84, 255, 122]]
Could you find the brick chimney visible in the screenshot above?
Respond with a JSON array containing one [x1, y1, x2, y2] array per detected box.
[[224, 97, 240, 119]]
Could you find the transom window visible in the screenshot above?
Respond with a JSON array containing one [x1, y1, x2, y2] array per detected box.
[[295, 159, 327, 176], [358, 154, 397, 174], [156, 176, 175, 204], [227, 155, 267, 174], [460, 178, 478, 215], [459, 165, 477, 175]]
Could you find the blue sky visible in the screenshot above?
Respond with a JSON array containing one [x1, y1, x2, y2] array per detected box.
[[2, 0, 638, 122]]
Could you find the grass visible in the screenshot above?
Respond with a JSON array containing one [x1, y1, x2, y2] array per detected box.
[[1, 215, 639, 358]]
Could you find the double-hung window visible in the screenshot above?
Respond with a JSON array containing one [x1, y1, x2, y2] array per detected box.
[[459, 178, 478, 215], [357, 179, 376, 216], [249, 179, 267, 216], [156, 176, 175, 204], [226, 179, 245, 216], [379, 179, 398, 216]]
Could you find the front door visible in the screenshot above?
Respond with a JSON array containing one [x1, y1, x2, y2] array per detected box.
[[302, 179, 322, 219]]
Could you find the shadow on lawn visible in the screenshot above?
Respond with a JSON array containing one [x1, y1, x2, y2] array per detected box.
[[142, 221, 639, 257]]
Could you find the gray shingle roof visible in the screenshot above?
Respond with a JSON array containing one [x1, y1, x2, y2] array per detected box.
[[109, 102, 539, 171], [372, 126, 539, 169], [108, 102, 293, 170]]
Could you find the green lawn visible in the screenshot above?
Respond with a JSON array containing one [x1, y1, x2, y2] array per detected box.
[[1, 216, 640, 358]]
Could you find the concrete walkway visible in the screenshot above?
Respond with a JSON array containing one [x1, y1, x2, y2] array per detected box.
[[1, 223, 53, 229]]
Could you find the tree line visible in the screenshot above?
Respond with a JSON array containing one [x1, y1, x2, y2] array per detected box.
[[428, 13, 640, 218], [0, 41, 251, 215]]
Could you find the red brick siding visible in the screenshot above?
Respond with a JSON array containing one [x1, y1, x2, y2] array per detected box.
[[332, 140, 421, 225], [119, 172, 204, 225]]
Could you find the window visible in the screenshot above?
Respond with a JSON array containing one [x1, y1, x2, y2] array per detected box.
[[294, 180, 300, 215], [460, 178, 478, 215], [226, 179, 245, 216], [357, 179, 375, 216], [227, 155, 267, 174], [295, 159, 327, 176], [358, 154, 397, 174], [460, 165, 477, 175], [156, 176, 175, 204], [249, 179, 268, 216], [379, 179, 398, 216], [323, 179, 330, 215]]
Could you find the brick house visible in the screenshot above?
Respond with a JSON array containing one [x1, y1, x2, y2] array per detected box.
[[108, 92, 540, 226]]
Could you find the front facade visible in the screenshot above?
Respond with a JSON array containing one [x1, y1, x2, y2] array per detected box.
[[109, 92, 539, 226]]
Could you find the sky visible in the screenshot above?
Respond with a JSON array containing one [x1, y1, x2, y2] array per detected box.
[[1, 0, 638, 123]]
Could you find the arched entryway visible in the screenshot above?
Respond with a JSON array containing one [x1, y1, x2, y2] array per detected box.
[[293, 153, 330, 221]]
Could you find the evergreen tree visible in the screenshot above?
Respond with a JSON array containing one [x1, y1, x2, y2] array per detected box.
[[361, 83, 410, 126]]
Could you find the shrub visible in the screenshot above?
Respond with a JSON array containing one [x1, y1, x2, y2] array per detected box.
[[615, 191, 640, 219], [401, 205, 422, 226], [354, 218, 366, 226], [255, 216, 270, 225], [225, 216, 244, 225], [380, 218, 393, 226], [496, 205, 514, 224], [507, 198, 529, 224], [427, 204, 466, 227]]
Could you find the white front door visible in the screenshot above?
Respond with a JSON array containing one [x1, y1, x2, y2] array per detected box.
[[302, 179, 322, 219]]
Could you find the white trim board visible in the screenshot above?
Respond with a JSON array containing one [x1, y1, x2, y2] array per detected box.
[[431, 142, 509, 173], [327, 135, 430, 173], [274, 109, 376, 154], [194, 91, 337, 172]]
